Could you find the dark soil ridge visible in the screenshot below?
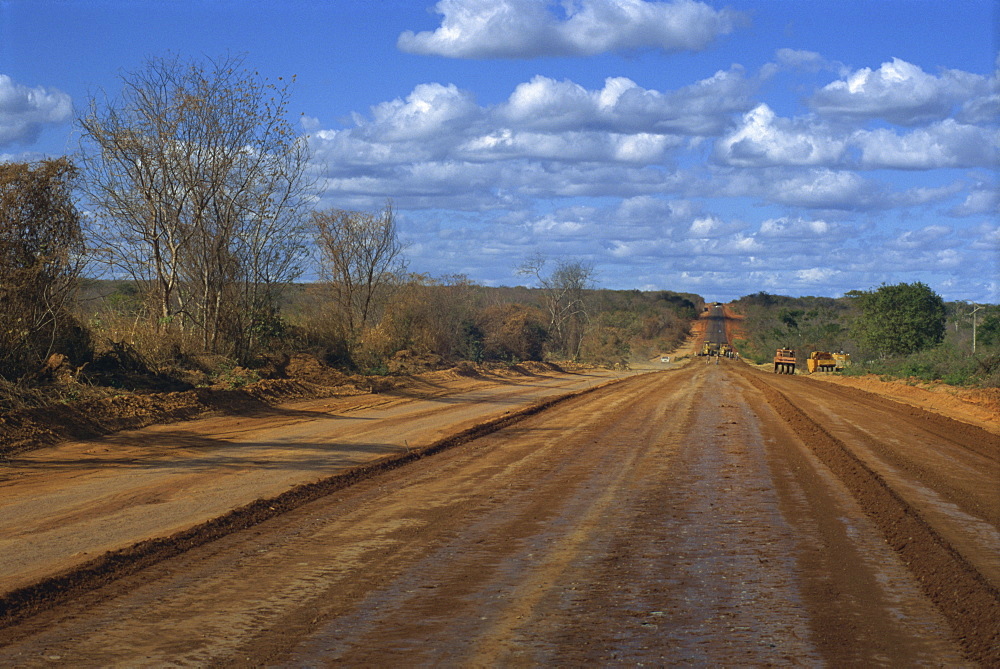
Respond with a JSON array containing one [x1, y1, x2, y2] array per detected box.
[[0, 378, 355, 460], [0, 373, 633, 636], [738, 366, 1000, 666], [0, 360, 575, 460]]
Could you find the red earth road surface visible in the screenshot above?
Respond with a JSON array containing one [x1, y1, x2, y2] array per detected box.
[[0, 351, 997, 666]]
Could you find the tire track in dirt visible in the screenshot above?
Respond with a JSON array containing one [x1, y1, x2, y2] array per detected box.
[[0, 371, 682, 666], [513, 360, 965, 666], [519, 362, 826, 666], [284, 373, 677, 666], [771, 373, 1000, 586], [0, 361, 992, 666], [0, 376, 625, 633], [798, 378, 998, 460], [737, 365, 1000, 666], [216, 364, 820, 667]]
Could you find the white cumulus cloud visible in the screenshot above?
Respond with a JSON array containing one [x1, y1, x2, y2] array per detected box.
[[685, 215, 742, 239], [950, 185, 1000, 217], [795, 267, 840, 284], [758, 217, 833, 239], [970, 223, 1000, 251], [764, 169, 875, 210], [854, 119, 999, 170], [889, 224, 953, 250], [774, 49, 828, 71], [498, 68, 755, 135], [308, 72, 755, 209], [458, 128, 675, 163], [367, 82, 482, 142], [808, 57, 988, 125], [0, 74, 73, 147], [397, 0, 745, 59], [714, 104, 846, 167]]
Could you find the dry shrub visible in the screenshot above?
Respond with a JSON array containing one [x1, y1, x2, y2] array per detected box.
[[353, 325, 396, 373], [578, 325, 631, 368], [453, 361, 481, 377], [0, 377, 50, 412], [478, 304, 548, 362], [386, 350, 443, 375], [0, 158, 89, 382]]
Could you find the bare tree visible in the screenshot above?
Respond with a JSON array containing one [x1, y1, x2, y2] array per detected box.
[[79, 53, 312, 361], [0, 158, 88, 380], [517, 253, 596, 359], [311, 202, 407, 355]]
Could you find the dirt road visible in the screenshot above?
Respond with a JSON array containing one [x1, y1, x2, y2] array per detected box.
[[0, 365, 627, 594], [1, 359, 997, 666]]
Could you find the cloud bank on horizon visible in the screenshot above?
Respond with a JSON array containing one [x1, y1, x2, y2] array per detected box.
[[2, 0, 998, 302]]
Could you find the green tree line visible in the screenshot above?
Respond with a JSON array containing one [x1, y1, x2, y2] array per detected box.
[[732, 285, 999, 386]]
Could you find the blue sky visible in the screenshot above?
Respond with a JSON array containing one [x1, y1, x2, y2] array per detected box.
[[2, 0, 997, 302]]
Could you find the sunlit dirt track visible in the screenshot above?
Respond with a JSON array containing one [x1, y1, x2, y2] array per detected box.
[[0, 367, 624, 594], [0, 356, 997, 665]]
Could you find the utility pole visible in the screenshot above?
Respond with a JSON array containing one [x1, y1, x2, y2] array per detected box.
[[969, 304, 983, 354]]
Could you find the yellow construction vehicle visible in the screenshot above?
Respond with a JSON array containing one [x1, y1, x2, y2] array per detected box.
[[832, 352, 850, 370], [807, 351, 837, 373], [773, 348, 796, 374]]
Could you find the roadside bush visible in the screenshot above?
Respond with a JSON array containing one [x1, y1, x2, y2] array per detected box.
[[280, 283, 353, 367], [0, 158, 89, 382], [374, 275, 484, 365], [847, 345, 991, 386], [213, 362, 262, 389], [478, 304, 548, 362], [972, 354, 1000, 387], [353, 324, 397, 374], [848, 282, 945, 357], [579, 325, 631, 368]]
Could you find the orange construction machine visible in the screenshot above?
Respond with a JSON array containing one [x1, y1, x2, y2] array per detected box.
[[807, 351, 837, 373], [773, 348, 796, 374]]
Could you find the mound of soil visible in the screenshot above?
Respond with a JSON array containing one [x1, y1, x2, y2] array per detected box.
[[0, 391, 205, 459], [0, 354, 584, 460], [282, 354, 348, 385], [85, 344, 193, 392], [809, 373, 1000, 434], [387, 350, 444, 375], [0, 353, 370, 459]]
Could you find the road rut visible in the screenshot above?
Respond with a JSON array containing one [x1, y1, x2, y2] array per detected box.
[[1, 360, 995, 665]]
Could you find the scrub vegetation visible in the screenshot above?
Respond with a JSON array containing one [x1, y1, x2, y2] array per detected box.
[[732, 286, 999, 387], [1, 55, 994, 413], [0, 55, 702, 409]]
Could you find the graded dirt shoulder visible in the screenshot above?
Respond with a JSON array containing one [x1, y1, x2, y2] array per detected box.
[[0, 359, 594, 460], [735, 360, 997, 436], [0, 363, 638, 598], [804, 372, 1000, 435]]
